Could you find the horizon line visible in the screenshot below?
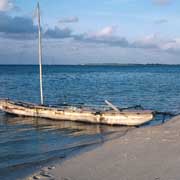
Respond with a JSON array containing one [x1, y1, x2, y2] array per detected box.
[[0, 63, 180, 66]]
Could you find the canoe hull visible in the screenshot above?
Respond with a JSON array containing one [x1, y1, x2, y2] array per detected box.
[[0, 99, 154, 126]]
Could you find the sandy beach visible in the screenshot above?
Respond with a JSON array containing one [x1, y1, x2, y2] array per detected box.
[[26, 115, 180, 180]]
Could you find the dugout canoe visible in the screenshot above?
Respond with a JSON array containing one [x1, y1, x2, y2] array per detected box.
[[0, 99, 154, 126]]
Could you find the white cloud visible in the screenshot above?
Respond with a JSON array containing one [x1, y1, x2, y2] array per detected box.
[[134, 34, 160, 48], [94, 26, 117, 37], [0, 14, 179, 55], [160, 38, 180, 52], [0, 0, 14, 11], [135, 34, 180, 53], [74, 29, 180, 54]]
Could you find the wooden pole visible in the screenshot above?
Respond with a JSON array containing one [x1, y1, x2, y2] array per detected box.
[[37, 2, 44, 105], [105, 100, 120, 112]]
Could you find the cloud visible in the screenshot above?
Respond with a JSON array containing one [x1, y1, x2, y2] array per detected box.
[[59, 16, 79, 23], [94, 26, 116, 37], [74, 31, 180, 54], [44, 26, 73, 39], [133, 34, 160, 49], [154, 19, 168, 24], [0, 0, 14, 11], [1, 36, 180, 64], [0, 13, 38, 39], [0, 14, 73, 39], [74, 34, 129, 48], [0, 14, 179, 55], [73, 26, 129, 47], [0, 14, 37, 34], [133, 34, 180, 54], [153, 0, 172, 5], [160, 38, 180, 53]]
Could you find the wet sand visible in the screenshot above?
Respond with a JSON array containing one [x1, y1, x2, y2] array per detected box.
[[26, 116, 180, 180]]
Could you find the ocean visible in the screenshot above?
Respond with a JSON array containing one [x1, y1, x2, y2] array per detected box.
[[0, 65, 180, 179]]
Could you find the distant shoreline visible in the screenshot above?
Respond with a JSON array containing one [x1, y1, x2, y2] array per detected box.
[[1, 63, 180, 66]]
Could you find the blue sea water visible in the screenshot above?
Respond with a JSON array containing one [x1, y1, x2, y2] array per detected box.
[[0, 65, 180, 179]]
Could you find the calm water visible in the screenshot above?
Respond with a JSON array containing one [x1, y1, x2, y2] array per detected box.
[[0, 65, 180, 178]]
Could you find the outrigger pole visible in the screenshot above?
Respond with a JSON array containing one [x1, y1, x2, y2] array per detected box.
[[37, 2, 44, 105]]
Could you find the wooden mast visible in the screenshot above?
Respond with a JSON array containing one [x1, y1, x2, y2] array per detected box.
[[37, 2, 44, 105]]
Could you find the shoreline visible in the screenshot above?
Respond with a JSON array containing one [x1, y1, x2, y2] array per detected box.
[[0, 113, 132, 180], [26, 115, 180, 180]]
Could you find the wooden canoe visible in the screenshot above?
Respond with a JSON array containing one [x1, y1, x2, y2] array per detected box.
[[0, 99, 154, 126]]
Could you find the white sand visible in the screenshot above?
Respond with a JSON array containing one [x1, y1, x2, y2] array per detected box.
[[27, 116, 180, 180]]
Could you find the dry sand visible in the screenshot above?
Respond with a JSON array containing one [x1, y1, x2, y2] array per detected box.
[[27, 116, 180, 180]]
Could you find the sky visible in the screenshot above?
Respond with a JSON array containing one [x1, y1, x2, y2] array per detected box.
[[0, 0, 180, 64]]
